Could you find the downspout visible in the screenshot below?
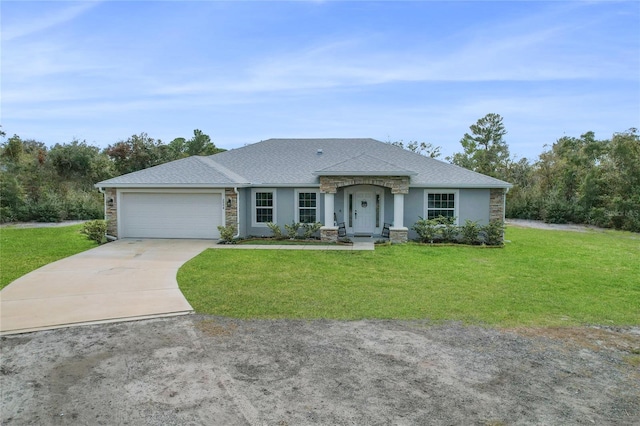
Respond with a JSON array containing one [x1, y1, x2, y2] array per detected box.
[[233, 187, 240, 238]]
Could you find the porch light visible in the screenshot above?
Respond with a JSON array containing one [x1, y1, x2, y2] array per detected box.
[[227, 197, 232, 208], [107, 197, 114, 207]]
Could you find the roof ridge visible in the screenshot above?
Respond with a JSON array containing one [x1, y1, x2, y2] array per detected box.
[[196, 156, 250, 184]]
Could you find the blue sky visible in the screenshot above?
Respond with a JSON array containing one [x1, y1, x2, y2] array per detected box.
[[1, 1, 638, 161]]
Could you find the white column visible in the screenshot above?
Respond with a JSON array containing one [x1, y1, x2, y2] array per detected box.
[[324, 192, 335, 226], [393, 193, 404, 228]]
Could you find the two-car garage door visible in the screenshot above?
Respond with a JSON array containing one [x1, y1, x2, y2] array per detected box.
[[120, 192, 223, 239]]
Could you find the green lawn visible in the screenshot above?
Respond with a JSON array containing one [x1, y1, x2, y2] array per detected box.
[[0, 225, 97, 289], [178, 227, 640, 327]]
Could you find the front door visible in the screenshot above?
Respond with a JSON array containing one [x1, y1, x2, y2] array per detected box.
[[354, 191, 375, 235]]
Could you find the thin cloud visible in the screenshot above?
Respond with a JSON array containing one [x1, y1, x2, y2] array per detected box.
[[1, 2, 101, 41]]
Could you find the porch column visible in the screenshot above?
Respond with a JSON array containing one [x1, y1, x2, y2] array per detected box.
[[324, 192, 335, 226], [320, 192, 338, 242], [393, 193, 404, 228]]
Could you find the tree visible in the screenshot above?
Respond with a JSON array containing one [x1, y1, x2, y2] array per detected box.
[[388, 140, 441, 158], [49, 140, 114, 183], [450, 113, 510, 178], [104, 133, 164, 175], [1, 135, 24, 163]]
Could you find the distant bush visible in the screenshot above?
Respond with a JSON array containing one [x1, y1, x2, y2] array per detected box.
[[81, 220, 107, 244], [284, 222, 301, 239], [301, 222, 322, 239], [266, 222, 284, 239], [217, 225, 236, 243]]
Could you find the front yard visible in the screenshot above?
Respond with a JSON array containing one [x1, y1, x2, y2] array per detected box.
[[178, 227, 640, 327], [0, 224, 96, 289]]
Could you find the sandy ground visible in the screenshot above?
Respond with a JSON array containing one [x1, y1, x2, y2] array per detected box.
[[2, 316, 639, 425]]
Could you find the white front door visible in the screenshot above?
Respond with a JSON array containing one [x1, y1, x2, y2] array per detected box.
[[354, 191, 375, 234]]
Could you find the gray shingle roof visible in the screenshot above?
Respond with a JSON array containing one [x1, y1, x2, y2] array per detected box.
[[95, 156, 249, 187], [96, 138, 511, 188], [313, 153, 417, 176]]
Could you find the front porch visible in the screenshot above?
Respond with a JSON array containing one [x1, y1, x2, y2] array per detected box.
[[317, 175, 411, 244]]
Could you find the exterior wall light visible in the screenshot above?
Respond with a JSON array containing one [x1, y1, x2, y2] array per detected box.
[[227, 198, 232, 208]]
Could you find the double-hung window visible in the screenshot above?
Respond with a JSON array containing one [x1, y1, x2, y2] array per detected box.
[[426, 190, 458, 222], [252, 189, 276, 226], [296, 190, 318, 223]]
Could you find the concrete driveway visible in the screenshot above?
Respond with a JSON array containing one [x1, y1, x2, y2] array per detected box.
[[0, 239, 215, 335]]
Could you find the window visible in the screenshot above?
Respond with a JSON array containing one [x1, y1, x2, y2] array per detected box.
[[426, 190, 458, 222], [252, 189, 276, 226], [296, 191, 318, 223]]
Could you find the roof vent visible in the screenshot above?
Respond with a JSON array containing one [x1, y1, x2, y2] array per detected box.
[[317, 149, 323, 155]]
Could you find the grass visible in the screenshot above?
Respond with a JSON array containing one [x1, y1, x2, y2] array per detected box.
[[236, 238, 339, 245], [178, 227, 640, 327], [0, 225, 97, 289]]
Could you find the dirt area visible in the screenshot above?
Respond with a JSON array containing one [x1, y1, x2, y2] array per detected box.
[[2, 316, 639, 425]]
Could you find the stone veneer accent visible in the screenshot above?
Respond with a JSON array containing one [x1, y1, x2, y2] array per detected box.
[[320, 226, 338, 243], [105, 188, 118, 238], [389, 227, 408, 244], [489, 188, 506, 222], [224, 188, 238, 229], [319, 176, 410, 194]]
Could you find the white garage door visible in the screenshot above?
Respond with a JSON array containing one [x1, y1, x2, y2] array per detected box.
[[120, 192, 223, 239]]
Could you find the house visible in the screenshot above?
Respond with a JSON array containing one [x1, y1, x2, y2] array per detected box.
[[95, 138, 512, 243]]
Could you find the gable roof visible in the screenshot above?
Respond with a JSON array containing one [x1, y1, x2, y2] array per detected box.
[[96, 138, 511, 188], [313, 153, 417, 176]]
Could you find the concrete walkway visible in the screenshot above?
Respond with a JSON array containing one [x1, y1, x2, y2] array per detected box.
[[0, 239, 375, 335]]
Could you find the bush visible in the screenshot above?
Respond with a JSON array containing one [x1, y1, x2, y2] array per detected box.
[[435, 216, 457, 243], [284, 222, 301, 239], [266, 222, 284, 239], [460, 220, 481, 245], [481, 220, 505, 246], [81, 219, 107, 244], [301, 222, 322, 239], [217, 225, 236, 243], [65, 191, 103, 220], [28, 195, 66, 222], [411, 217, 439, 243]]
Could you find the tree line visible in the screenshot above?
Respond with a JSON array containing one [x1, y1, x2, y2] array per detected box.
[[446, 114, 639, 232], [2, 119, 638, 232], [0, 129, 224, 223]]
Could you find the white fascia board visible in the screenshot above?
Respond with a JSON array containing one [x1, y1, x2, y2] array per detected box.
[[409, 183, 512, 189], [312, 171, 417, 176], [93, 183, 248, 189], [248, 183, 321, 188]]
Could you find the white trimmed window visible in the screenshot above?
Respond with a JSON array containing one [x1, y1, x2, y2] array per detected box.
[[425, 190, 459, 223], [252, 189, 276, 227], [295, 190, 319, 223]]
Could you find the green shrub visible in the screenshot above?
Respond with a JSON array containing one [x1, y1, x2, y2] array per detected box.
[[435, 216, 457, 243], [481, 220, 505, 246], [217, 225, 236, 243], [460, 220, 481, 245], [0, 207, 16, 223], [28, 194, 66, 222], [81, 219, 107, 244], [301, 222, 322, 239], [411, 217, 439, 243], [284, 222, 301, 239], [266, 222, 284, 239], [65, 191, 103, 220]]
